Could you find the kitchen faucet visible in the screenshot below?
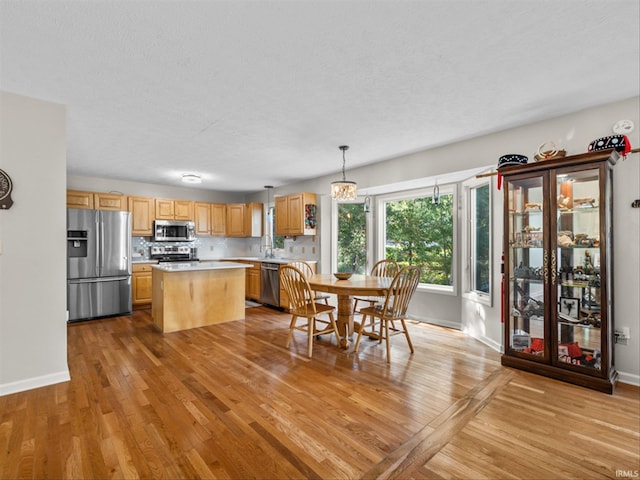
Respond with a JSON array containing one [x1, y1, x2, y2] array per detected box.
[[261, 234, 275, 259]]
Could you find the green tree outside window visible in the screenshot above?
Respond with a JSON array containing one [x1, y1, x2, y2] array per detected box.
[[384, 194, 454, 285]]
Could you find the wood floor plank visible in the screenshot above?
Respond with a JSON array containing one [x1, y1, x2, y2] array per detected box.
[[0, 308, 637, 479]]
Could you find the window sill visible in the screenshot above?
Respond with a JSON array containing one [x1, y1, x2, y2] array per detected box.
[[417, 284, 456, 296]]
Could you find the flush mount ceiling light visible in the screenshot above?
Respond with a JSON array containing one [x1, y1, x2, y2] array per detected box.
[[331, 145, 357, 200], [181, 173, 202, 184]]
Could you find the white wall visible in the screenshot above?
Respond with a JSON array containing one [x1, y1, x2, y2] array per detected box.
[[0, 91, 69, 395], [248, 97, 640, 385]]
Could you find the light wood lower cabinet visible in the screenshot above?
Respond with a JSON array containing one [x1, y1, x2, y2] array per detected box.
[[132, 263, 153, 308], [246, 262, 261, 301]]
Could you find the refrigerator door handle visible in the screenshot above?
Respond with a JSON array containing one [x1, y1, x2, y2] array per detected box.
[[95, 210, 101, 275], [99, 211, 105, 275], [68, 276, 130, 284]]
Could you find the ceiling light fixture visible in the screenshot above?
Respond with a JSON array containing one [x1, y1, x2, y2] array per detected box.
[[181, 173, 202, 184], [331, 145, 357, 200]]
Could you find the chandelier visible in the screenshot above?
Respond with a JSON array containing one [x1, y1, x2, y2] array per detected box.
[[331, 145, 357, 200]]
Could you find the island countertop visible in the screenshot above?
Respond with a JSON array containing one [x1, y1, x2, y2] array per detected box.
[[151, 261, 250, 272]]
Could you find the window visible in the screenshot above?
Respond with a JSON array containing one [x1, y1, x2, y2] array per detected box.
[[463, 176, 492, 304], [378, 186, 456, 291], [471, 183, 491, 294], [336, 202, 367, 274]]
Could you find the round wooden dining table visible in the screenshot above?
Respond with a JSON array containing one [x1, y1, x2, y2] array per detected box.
[[307, 273, 392, 348]]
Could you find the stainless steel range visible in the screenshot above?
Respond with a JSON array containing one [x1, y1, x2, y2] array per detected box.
[[150, 245, 198, 263]]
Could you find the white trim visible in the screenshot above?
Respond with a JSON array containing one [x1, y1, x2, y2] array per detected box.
[[616, 371, 640, 387], [462, 327, 504, 353], [408, 314, 460, 330], [0, 370, 70, 396]]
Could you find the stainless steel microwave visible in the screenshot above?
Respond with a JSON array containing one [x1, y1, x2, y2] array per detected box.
[[153, 220, 196, 242]]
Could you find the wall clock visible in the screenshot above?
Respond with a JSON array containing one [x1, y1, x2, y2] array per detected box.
[[0, 169, 14, 209]]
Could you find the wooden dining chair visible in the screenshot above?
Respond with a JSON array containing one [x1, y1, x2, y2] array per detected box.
[[288, 260, 330, 305], [352, 259, 398, 336], [352, 259, 398, 314], [279, 265, 340, 358], [353, 265, 421, 363]]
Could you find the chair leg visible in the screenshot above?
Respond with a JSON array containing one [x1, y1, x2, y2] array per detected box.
[[353, 317, 366, 352], [328, 312, 340, 345], [400, 319, 414, 353], [352, 298, 360, 314], [285, 315, 297, 348], [384, 320, 391, 363], [307, 318, 314, 358]]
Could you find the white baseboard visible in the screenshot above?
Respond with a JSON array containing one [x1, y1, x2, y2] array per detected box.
[[617, 371, 640, 387], [408, 313, 460, 330], [0, 369, 70, 396]]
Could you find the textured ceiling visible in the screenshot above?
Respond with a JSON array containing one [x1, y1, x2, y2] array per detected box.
[[1, 0, 639, 193]]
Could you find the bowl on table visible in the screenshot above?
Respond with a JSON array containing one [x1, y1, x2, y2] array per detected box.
[[333, 272, 353, 280]]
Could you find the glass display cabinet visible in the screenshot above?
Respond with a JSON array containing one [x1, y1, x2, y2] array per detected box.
[[501, 150, 619, 393]]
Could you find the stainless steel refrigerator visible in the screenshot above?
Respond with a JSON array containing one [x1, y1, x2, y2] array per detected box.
[[67, 209, 132, 322]]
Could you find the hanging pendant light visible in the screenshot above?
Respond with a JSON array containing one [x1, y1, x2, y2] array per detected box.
[[432, 179, 440, 205], [331, 145, 357, 200]]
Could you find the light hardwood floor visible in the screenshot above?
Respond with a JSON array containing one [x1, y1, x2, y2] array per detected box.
[[1, 307, 638, 479]]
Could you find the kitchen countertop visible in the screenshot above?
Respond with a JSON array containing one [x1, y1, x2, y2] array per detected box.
[[151, 261, 250, 272], [200, 257, 317, 265], [134, 257, 317, 265]]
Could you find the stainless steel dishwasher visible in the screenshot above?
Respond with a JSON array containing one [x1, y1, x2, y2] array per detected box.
[[260, 262, 280, 308]]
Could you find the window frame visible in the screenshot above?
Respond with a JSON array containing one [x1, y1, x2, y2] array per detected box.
[[376, 184, 458, 295], [462, 175, 493, 306]]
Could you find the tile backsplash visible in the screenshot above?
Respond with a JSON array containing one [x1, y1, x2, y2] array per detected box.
[[132, 236, 257, 261], [132, 235, 319, 262]]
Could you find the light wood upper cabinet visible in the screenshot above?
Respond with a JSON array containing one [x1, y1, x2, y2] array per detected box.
[[226, 203, 246, 237], [174, 200, 194, 220], [194, 202, 211, 235], [128, 196, 155, 236], [226, 203, 263, 237], [67, 190, 94, 209], [155, 199, 175, 219], [67, 190, 128, 211], [245, 202, 263, 238], [94, 192, 128, 211], [211, 203, 226, 236], [275, 192, 317, 236], [155, 199, 194, 221]]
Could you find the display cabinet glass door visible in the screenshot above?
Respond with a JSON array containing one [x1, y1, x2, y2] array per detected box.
[[553, 167, 605, 372], [506, 175, 548, 361]]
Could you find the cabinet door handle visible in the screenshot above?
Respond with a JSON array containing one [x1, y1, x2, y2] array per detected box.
[[551, 250, 557, 285], [543, 250, 549, 284]]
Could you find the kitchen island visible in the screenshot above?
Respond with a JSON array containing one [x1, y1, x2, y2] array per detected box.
[[151, 261, 249, 333]]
